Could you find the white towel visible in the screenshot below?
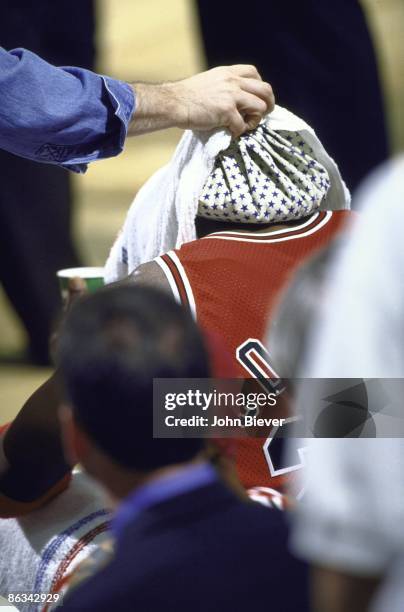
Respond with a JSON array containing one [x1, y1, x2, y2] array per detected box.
[[104, 105, 350, 283], [0, 472, 111, 612]]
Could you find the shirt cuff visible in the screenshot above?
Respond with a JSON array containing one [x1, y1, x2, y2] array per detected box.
[[62, 77, 135, 174]]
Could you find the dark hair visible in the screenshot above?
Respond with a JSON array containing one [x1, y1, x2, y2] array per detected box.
[[57, 285, 209, 470]]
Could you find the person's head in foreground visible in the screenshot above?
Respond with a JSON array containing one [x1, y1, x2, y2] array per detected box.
[[57, 284, 208, 500]]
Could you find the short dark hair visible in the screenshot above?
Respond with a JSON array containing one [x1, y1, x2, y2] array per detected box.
[[57, 285, 209, 470]]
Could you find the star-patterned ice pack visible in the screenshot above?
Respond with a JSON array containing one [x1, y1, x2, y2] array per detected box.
[[198, 123, 331, 223]]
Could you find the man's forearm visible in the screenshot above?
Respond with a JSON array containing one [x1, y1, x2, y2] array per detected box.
[[0, 47, 273, 169], [127, 82, 185, 135], [0, 372, 72, 515]]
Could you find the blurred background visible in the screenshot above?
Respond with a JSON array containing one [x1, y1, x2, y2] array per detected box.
[[0, 0, 403, 422]]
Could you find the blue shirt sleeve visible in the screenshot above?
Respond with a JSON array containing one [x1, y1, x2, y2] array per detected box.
[[0, 47, 135, 173]]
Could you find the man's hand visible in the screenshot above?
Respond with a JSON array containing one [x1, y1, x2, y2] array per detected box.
[[129, 65, 274, 138]]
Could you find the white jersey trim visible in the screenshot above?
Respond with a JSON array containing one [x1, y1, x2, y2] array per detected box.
[[203, 211, 333, 244], [207, 212, 319, 237], [167, 251, 197, 321], [154, 256, 181, 305]]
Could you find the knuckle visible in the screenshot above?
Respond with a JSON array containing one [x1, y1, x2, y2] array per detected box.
[[220, 66, 232, 77], [228, 110, 241, 125], [249, 65, 260, 79], [210, 66, 223, 78], [222, 101, 236, 117], [258, 82, 273, 99], [225, 73, 239, 86], [220, 95, 236, 110]]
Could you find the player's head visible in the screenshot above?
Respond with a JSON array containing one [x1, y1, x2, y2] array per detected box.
[[197, 118, 330, 225], [57, 285, 208, 495]]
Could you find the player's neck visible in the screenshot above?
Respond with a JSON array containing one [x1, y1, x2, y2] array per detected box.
[[195, 215, 312, 238]]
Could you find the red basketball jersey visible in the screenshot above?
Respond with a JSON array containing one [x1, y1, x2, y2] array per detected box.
[[155, 210, 352, 494]]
